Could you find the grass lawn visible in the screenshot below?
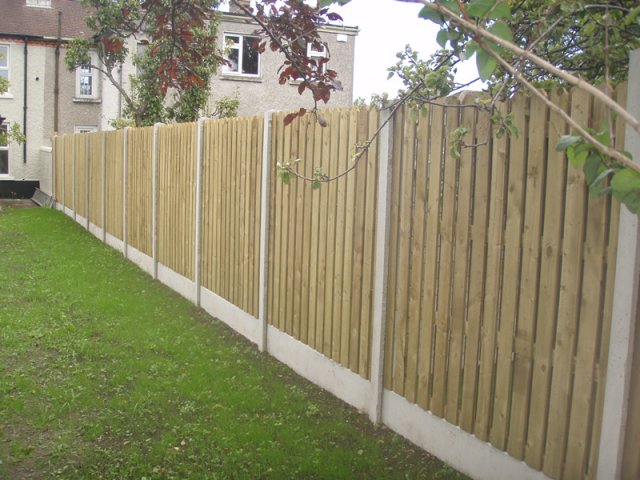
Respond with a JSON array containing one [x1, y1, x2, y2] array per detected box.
[[0, 208, 467, 480]]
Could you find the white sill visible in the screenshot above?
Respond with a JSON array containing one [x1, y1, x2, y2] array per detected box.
[[0, 93, 14, 100], [220, 74, 262, 83], [0, 174, 14, 179], [73, 97, 102, 104]]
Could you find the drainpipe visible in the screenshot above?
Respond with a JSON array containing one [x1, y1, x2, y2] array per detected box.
[[54, 11, 61, 134], [23, 37, 28, 163]]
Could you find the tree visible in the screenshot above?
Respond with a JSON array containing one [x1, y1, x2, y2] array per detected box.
[[65, 0, 225, 127], [254, 0, 640, 214]]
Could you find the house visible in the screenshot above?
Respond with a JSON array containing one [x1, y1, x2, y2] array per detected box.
[[209, 3, 358, 117], [0, 0, 358, 196], [0, 0, 101, 195]]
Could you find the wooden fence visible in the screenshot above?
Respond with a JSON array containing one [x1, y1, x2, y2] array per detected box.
[[52, 85, 638, 480]]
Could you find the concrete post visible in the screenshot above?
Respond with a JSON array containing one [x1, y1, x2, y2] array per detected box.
[[101, 133, 107, 244], [597, 49, 640, 479], [123, 126, 130, 258], [194, 118, 206, 306], [152, 123, 161, 280], [369, 109, 393, 424], [258, 111, 274, 352], [72, 134, 76, 220], [85, 134, 90, 230]]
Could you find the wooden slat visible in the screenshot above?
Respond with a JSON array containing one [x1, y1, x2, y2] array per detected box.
[[390, 108, 416, 396], [459, 105, 491, 432], [384, 106, 405, 388], [524, 88, 571, 469], [490, 94, 527, 450], [507, 92, 547, 459], [543, 88, 591, 479], [563, 89, 610, 478], [291, 115, 305, 341], [404, 108, 429, 403], [474, 99, 509, 440], [431, 96, 461, 417], [307, 115, 322, 350], [358, 108, 379, 378], [416, 102, 445, 411], [340, 109, 357, 367], [444, 96, 475, 424]]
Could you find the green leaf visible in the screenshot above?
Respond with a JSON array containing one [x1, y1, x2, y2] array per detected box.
[[436, 29, 450, 49], [311, 180, 322, 190], [476, 47, 497, 81], [439, 0, 461, 14], [612, 168, 640, 214], [487, 21, 513, 44], [567, 146, 588, 168], [612, 167, 640, 194], [489, 2, 511, 19], [418, 6, 444, 24], [467, 0, 496, 18], [460, 41, 477, 61], [556, 135, 582, 152]]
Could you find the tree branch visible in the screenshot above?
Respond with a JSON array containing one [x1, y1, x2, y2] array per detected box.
[[398, 0, 640, 135]]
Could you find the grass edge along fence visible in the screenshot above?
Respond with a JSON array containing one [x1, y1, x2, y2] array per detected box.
[[52, 85, 640, 480]]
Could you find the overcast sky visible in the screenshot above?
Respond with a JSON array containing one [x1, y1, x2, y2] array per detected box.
[[329, 0, 482, 101]]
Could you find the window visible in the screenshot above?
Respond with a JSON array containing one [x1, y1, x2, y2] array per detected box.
[[307, 42, 328, 73], [75, 53, 99, 99], [0, 44, 9, 85], [0, 124, 8, 175], [26, 0, 51, 7], [74, 126, 98, 134], [223, 34, 260, 76]]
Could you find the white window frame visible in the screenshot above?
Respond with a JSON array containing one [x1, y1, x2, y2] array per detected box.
[[222, 33, 261, 77], [75, 53, 100, 100], [74, 125, 98, 134], [0, 124, 9, 176], [26, 0, 52, 8], [0, 44, 10, 95], [307, 42, 329, 73]]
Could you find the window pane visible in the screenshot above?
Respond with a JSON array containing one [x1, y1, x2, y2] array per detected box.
[[80, 63, 91, 73], [0, 125, 7, 147], [0, 69, 7, 80], [80, 75, 93, 96], [0, 150, 7, 174], [242, 36, 259, 75], [227, 48, 239, 72], [0, 46, 7, 68]]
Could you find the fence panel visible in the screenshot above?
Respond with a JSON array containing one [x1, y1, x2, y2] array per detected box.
[[104, 130, 124, 240], [54, 136, 64, 203], [382, 90, 621, 479], [127, 127, 154, 256], [157, 123, 196, 279], [201, 116, 263, 316], [75, 134, 88, 219], [88, 132, 104, 228], [63, 135, 74, 209], [267, 108, 378, 378]]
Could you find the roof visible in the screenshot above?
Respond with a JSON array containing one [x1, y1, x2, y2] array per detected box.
[[0, 0, 90, 40]]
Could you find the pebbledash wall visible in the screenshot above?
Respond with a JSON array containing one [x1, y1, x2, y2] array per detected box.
[[51, 57, 640, 480]]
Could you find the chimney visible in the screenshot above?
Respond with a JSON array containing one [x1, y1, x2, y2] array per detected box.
[[229, 0, 251, 14]]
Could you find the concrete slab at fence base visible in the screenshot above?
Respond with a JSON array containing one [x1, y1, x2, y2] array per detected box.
[[127, 245, 154, 277], [105, 233, 124, 254], [200, 288, 260, 346], [88, 222, 102, 239], [157, 263, 196, 303], [74, 213, 87, 227], [266, 326, 371, 414], [382, 390, 551, 480]]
